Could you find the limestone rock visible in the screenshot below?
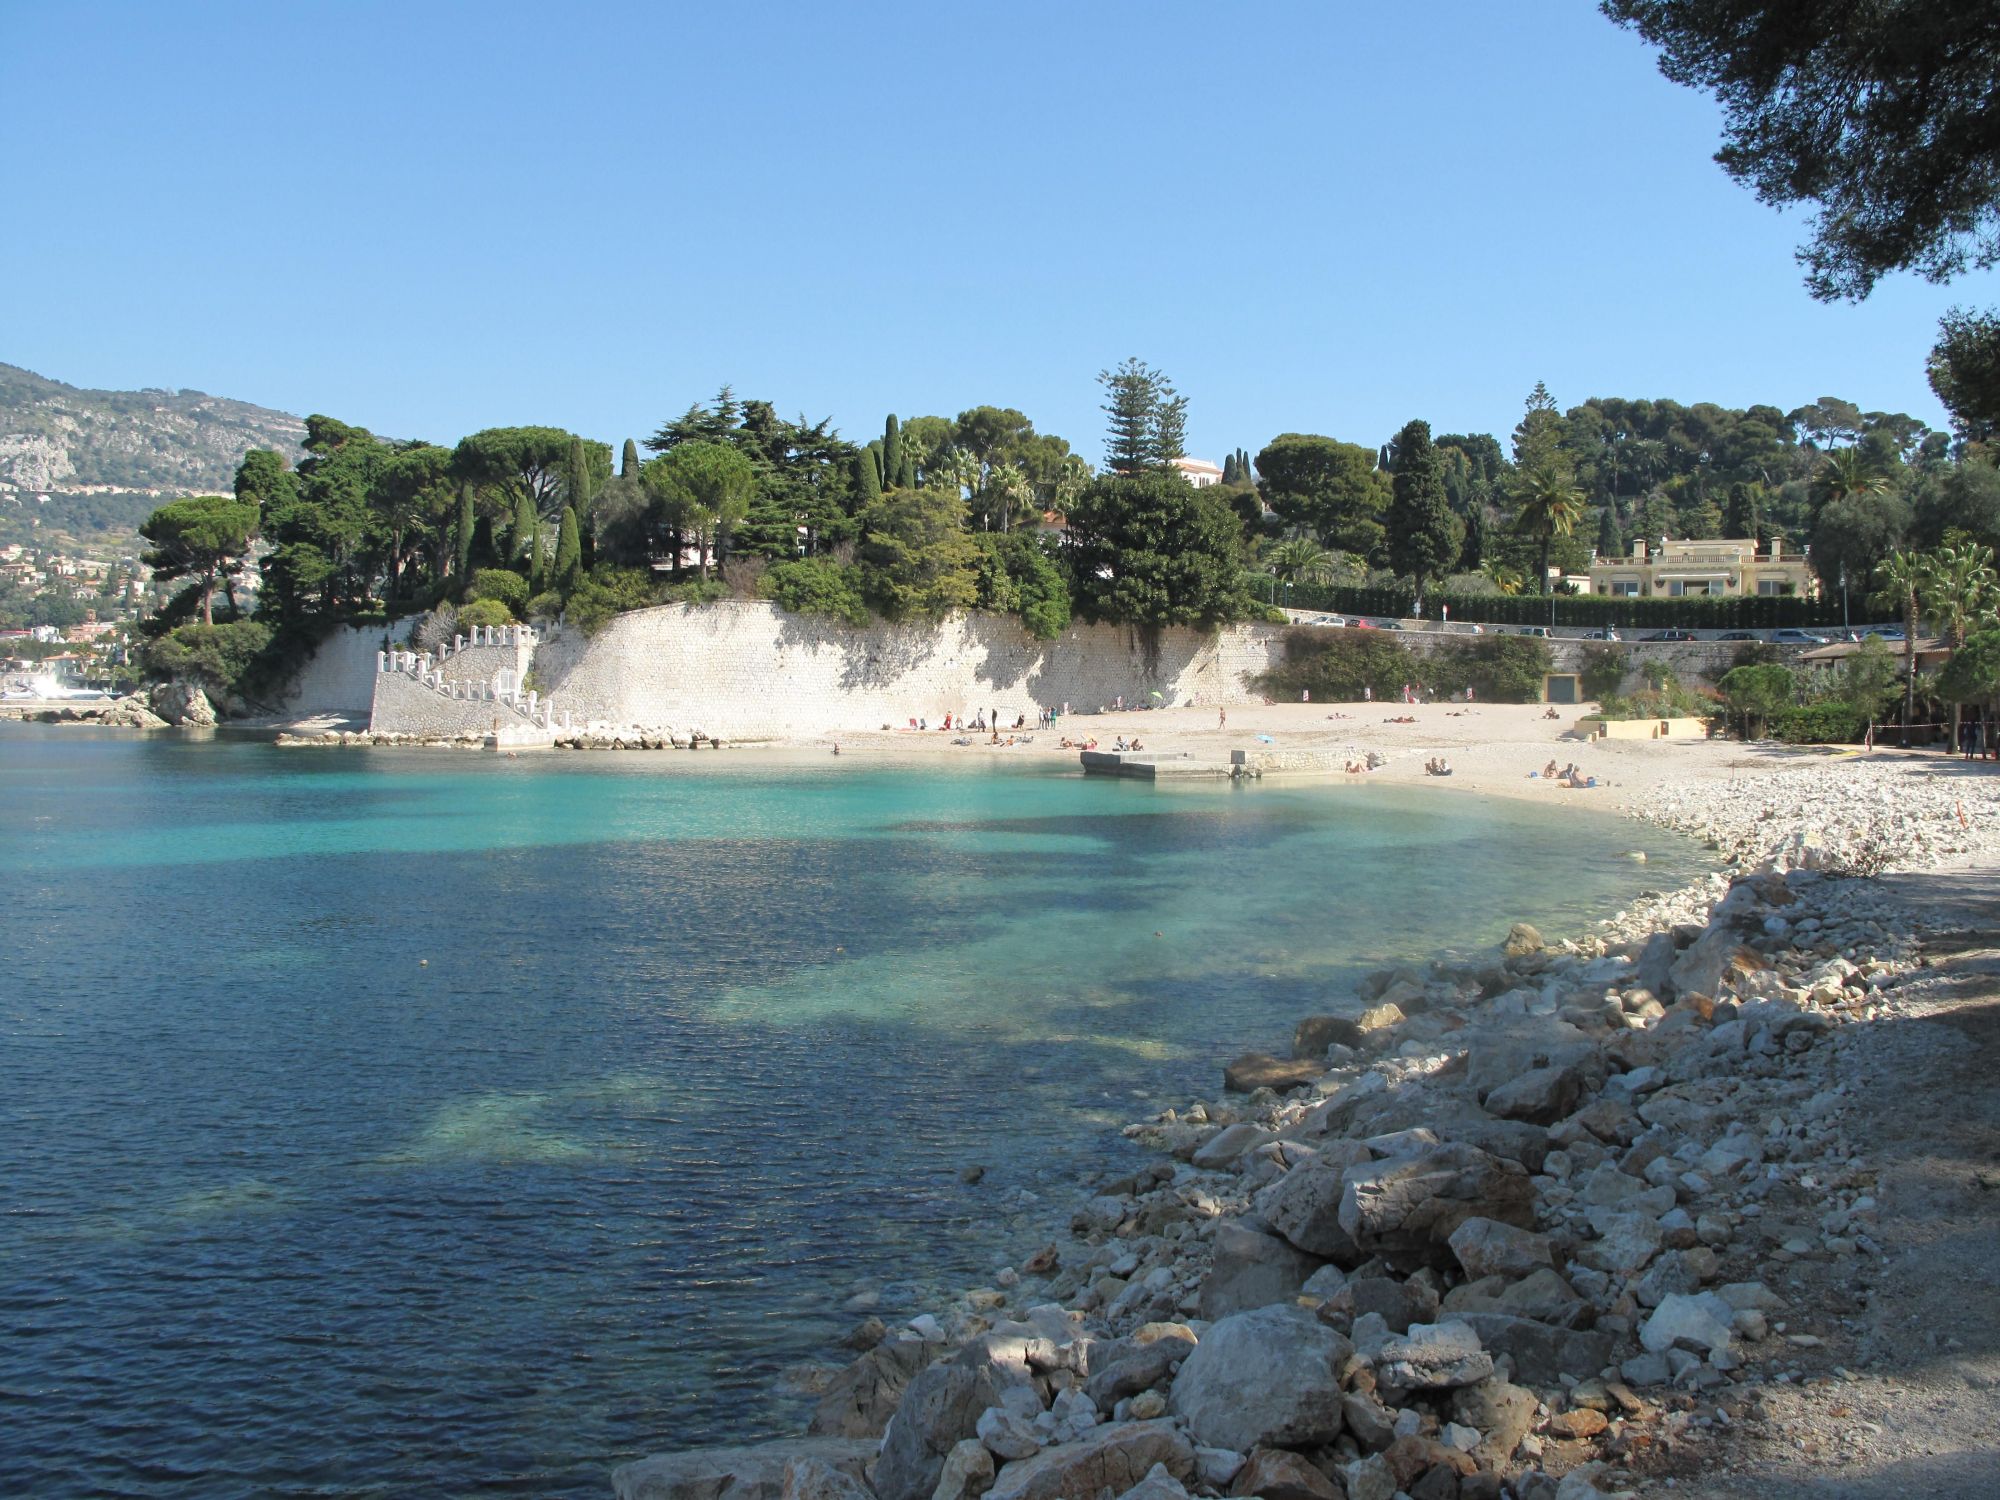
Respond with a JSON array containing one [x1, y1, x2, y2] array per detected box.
[[1293, 1013, 1364, 1058], [1227, 1447, 1340, 1499], [1193, 1121, 1271, 1169], [1638, 1293, 1735, 1356], [1086, 1329, 1196, 1408], [1116, 1463, 1191, 1500], [1373, 1319, 1494, 1391], [810, 1338, 949, 1437], [612, 1438, 878, 1500], [1447, 1217, 1555, 1281], [1253, 1142, 1372, 1260], [1455, 1313, 1616, 1386], [1169, 1304, 1350, 1453], [983, 1421, 1194, 1500], [1502, 923, 1545, 958], [1338, 1142, 1536, 1271], [1199, 1221, 1323, 1320], [931, 1438, 995, 1500], [1483, 1062, 1587, 1126], [150, 679, 217, 726], [875, 1335, 1041, 1500], [1225, 1053, 1322, 1094], [780, 1457, 873, 1500], [1451, 1376, 1539, 1465], [976, 1406, 1042, 1462]]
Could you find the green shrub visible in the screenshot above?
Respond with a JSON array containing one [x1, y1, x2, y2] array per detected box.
[[1579, 646, 1627, 702], [1769, 702, 1865, 743], [1253, 627, 1417, 701], [525, 590, 565, 621], [140, 620, 274, 697], [1426, 635, 1553, 703], [567, 567, 661, 635], [1599, 678, 1720, 721], [1717, 662, 1798, 737], [457, 596, 515, 629], [762, 557, 871, 627], [467, 568, 529, 616], [661, 577, 729, 606]]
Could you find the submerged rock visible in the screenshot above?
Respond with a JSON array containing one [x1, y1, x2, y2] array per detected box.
[[611, 1438, 877, 1500]]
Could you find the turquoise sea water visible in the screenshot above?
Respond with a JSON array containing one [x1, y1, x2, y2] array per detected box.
[[0, 727, 1702, 1497]]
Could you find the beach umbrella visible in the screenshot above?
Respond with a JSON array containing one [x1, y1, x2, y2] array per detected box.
[[1256, 734, 1275, 743]]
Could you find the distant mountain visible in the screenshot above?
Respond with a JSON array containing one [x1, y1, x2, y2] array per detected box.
[[0, 362, 305, 548]]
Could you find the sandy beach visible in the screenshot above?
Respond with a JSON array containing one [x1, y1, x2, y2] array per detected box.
[[821, 700, 1838, 813]]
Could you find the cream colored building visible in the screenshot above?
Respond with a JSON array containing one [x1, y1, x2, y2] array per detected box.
[[1174, 457, 1224, 488], [1588, 538, 1818, 600]]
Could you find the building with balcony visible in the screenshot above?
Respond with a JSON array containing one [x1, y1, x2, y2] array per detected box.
[[1587, 537, 1818, 600]]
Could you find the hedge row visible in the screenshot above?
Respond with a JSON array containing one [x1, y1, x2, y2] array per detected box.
[[1277, 582, 1852, 630], [1254, 629, 1553, 704]]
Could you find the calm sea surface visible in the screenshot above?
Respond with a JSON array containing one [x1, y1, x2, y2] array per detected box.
[[0, 727, 1702, 1498]]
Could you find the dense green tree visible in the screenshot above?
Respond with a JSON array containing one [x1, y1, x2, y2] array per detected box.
[[641, 441, 757, 579], [855, 443, 882, 503], [258, 416, 391, 624], [972, 532, 1072, 639], [139, 494, 260, 625], [621, 438, 641, 479], [1097, 358, 1187, 473], [1912, 461, 2000, 549], [1063, 470, 1249, 628], [1811, 491, 1911, 596], [1252, 434, 1391, 555], [1723, 481, 1760, 539], [1461, 503, 1491, 572], [1929, 307, 2000, 443], [855, 487, 980, 619], [554, 507, 583, 597], [760, 556, 870, 626], [1596, 504, 1623, 560], [453, 426, 609, 520], [1603, 0, 2000, 299], [1937, 626, 2000, 713], [1717, 662, 1797, 737], [1385, 420, 1459, 587], [645, 389, 859, 560]]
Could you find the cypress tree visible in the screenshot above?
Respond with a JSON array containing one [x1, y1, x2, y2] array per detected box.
[[884, 416, 903, 490], [621, 438, 640, 479], [564, 435, 594, 512], [529, 522, 548, 594], [897, 450, 916, 489], [1723, 482, 1759, 540], [453, 483, 475, 580], [555, 506, 583, 596], [1596, 504, 1623, 560], [512, 489, 537, 568], [1385, 419, 1458, 587], [1221, 453, 1237, 485], [856, 444, 882, 502], [1462, 504, 1489, 572]]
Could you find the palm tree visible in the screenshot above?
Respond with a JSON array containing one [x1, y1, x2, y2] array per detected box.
[[1485, 562, 1526, 596], [1872, 550, 1929, 743], [1269, 537, 1337, 591], [985, 461, 1031, 531], [1922, 543, 2000, 749], [1514, 462, 1585, 595], [1811, 448, 1888, 513]]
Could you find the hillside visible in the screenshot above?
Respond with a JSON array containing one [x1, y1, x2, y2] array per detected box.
[[0, 361, 305, 547]]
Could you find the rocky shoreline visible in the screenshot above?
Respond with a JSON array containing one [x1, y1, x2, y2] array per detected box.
[[610, 759, 1969, 1500]]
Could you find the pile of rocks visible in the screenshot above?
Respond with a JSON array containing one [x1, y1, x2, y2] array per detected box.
[[612, 859, 1921, 1499], [276, 730, 490, 748], [2, 693, 169, 728], [1642, 759, 2000, 874]]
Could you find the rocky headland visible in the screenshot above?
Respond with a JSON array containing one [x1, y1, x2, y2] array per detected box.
[[609, 756, 2000, 1500]]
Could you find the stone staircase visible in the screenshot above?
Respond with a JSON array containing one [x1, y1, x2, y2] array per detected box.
[[374, 624, 575, 734]]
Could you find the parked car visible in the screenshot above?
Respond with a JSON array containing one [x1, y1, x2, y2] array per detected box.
[[1371, 618, 1405, 631], [1580, 628, 1621, 641], [1863, 626, 1906, 640], [1771, 628, 1830, 645], [1716, 631, 1759, 641], [1642, 629, 1696, 641], [1517, 626, 1552, 638]]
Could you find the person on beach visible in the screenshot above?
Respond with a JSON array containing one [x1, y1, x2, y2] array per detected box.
[[1218, 707, 1227, 730], [1302, 689, 1310, 703], [1364, 685, 1371, 703]]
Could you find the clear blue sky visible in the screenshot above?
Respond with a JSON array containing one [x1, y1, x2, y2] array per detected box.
[[3, 1, 1992, 464]]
